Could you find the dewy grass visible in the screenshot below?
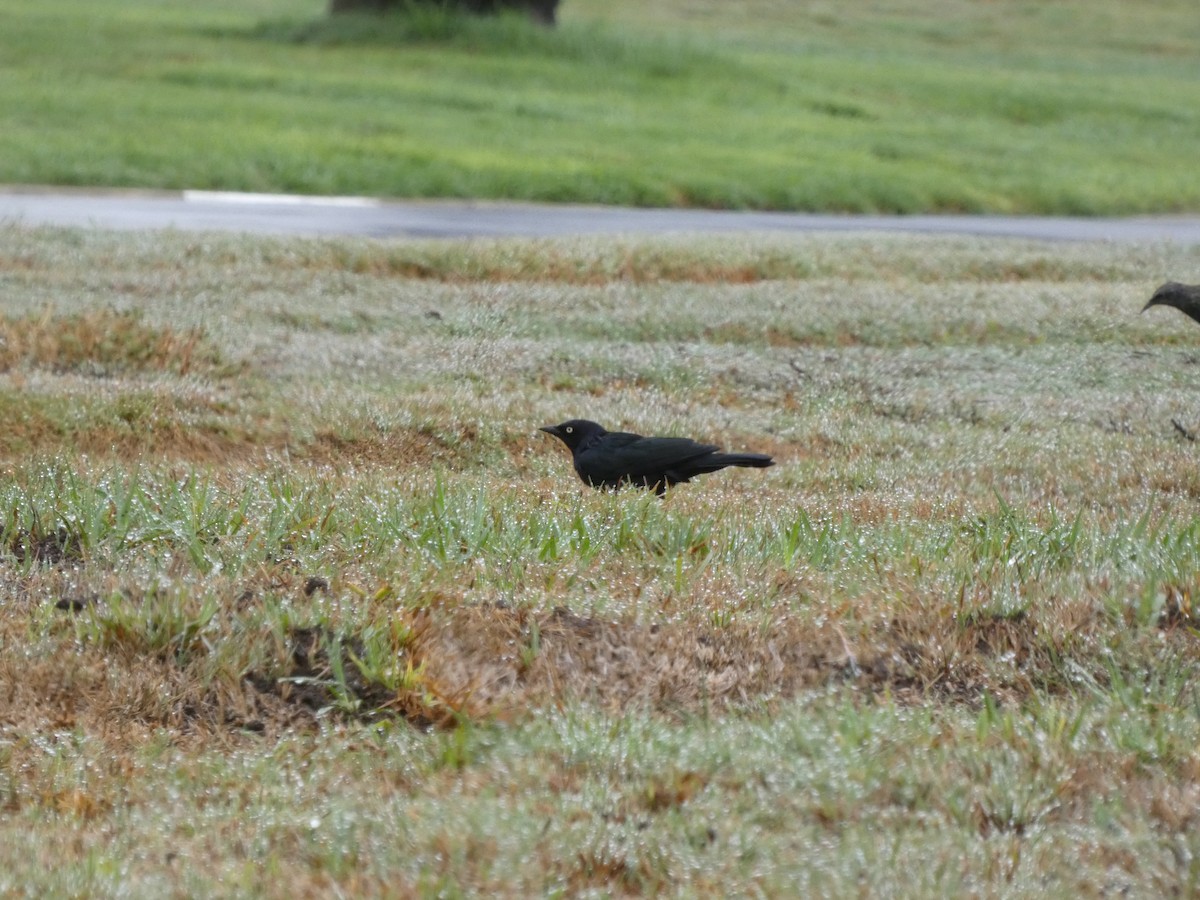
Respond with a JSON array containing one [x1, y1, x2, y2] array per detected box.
[[4, 224, 1200, 892], [0, 0, 1198, 212]]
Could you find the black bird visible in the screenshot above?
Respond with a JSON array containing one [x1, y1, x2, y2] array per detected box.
[[540, 419, 774, 494], [1143, 282, 1200, 326]]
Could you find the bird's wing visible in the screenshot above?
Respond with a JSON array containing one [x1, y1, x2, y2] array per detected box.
[[578, 436, 718, 483]]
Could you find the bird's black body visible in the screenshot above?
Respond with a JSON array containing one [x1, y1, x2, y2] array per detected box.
[[540, 419, 774, 494], [1143, 282, 1200, 326]]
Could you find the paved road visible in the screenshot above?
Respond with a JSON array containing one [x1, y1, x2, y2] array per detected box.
[[3, 187, 1200, 242]]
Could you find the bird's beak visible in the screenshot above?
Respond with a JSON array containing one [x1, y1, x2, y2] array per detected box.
[[1142, 300, 1156, 313], [539, 425, 560, 437]]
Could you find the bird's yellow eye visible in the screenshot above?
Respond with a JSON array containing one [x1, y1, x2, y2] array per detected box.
[[565, 426, 573, 434]]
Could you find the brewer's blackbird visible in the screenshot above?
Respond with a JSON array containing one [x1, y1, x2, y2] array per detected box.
[[540, 419, 774, 494], [1144, 282, 1200, 326]]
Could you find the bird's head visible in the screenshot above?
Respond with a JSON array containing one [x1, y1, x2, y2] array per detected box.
[[1144, 281, 1195, 313], [539, 419, 606, 452]]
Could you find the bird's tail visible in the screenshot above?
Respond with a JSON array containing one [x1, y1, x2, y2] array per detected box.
[[712, 453, 774, 469]]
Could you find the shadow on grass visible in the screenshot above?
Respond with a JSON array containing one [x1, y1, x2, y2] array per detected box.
[[210, 6, 720, 77]]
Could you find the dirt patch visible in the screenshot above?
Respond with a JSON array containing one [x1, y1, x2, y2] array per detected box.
[[247, 599, 1078, 729], [0, 601, 866, 739], [6, 586, 1189, 743], [6, 525, 81, 565], [409, 603, 843, 715], [229, 605, 857, 731], [247, 622, 462, 730]]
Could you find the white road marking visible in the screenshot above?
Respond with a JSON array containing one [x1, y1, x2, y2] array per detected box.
[[182, 190, 380, 208]]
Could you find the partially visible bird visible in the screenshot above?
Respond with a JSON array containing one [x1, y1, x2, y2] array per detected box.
[[540, 419, 774, 494], [1143, 282, 1200, 326]]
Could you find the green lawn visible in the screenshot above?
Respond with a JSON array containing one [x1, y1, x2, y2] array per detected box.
[[1, 0, 1198, 212], [2, 224, 1200, 893]]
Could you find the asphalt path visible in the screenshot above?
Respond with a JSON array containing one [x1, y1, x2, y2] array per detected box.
[[3, 187, 1200, 243]]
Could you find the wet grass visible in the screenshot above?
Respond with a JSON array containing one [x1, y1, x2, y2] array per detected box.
[[3, 224, 1200, 893]]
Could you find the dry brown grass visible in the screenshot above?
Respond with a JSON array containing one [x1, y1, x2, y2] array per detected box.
[[5, 558, 1194, 747], [0, 308, 224, 377], [255, 233, 1193, 287]]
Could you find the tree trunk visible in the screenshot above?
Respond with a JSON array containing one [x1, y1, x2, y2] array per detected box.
[[329, 0, 559, 26]]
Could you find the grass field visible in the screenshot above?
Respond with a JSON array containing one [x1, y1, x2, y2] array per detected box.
[[3, 223, 1200, 894], [1, 0, 1199, 213]]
